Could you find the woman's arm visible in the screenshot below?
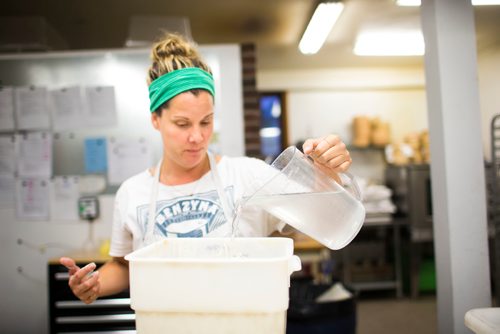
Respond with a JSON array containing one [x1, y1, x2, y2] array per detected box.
[[60, 256, 129, 304], [96, 257, 130, 297]]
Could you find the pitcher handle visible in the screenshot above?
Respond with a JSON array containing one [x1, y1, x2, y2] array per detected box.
[[340, 171, 363, 201]]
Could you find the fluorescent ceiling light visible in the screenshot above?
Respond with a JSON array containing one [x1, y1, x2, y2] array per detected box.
[[299, 2, 344, 55], [353, 30, 425, 56], [395, 0, 421, 5], [396, 0, 500, 6], [473, 0, 500, 4]]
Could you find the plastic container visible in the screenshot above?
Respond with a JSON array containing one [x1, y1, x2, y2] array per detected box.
[[465, 308, 500, 334], [245, 146, 365, 250], [124, 237, 302, 334]]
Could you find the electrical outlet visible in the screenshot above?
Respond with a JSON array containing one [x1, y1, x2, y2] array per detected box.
[[78, 196, 99, 221]]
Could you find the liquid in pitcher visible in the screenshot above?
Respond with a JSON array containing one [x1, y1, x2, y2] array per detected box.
[[245, 190, 365, 250]]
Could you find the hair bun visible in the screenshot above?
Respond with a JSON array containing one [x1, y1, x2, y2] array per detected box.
[[155, 35, 191, 57], [147, 33, 211, 85]]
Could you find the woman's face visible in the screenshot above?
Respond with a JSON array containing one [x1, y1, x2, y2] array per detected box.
[[151, 90, 214, 170]]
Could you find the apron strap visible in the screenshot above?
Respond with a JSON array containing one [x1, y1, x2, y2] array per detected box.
[[143, 151, 233, 245], [143, 158, 162, 246], [208, 151, 234, 225]]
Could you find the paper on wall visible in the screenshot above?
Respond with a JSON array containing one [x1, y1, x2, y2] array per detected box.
[[16, 132, 52, 178], [16, 177, 50, 220], [84, 86, 117, 127], [0, 135, 16, 175], [0, 86, 15, 132], [0, 175, 15, 209], [50, 86, 83, 131], [107, 137, 152, 185], [84, 137, 108, 173], [14, 86, 50, 130]]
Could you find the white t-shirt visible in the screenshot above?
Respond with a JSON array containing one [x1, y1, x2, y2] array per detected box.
[[109, 156, 284, 257]]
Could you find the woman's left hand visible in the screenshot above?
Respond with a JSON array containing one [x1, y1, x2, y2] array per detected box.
[[302, 134, 352, 174]]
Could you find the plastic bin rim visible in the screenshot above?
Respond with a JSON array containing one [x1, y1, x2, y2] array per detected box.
[[125, 255, 294, 263], [124, 237, 296, 263]]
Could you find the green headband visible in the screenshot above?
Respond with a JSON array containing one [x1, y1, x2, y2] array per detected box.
[[148, 67, 215, 112]]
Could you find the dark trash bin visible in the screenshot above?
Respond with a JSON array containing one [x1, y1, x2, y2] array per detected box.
[[287, 278, 357, 334]]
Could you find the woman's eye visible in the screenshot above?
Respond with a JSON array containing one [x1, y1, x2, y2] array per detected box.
[[176, 123, 189, 128]]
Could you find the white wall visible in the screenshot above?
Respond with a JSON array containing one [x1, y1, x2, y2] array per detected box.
[[478, 48, 500, 161], [286, 89, 428, 145]]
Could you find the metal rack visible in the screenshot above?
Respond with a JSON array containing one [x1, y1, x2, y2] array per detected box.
[[385, 164, 433, 298], [490, 114, 500, 304], [292, 223, 404, 299], [341, 217, 404, 298]]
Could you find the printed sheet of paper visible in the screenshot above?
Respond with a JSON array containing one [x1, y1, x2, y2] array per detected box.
[[50, 176, 79, 221], [0, 135, 16, 175], [0, 86, 15, 131], [14, 86, 50, 130], [107, 137, 152, 185], [50, 86, 83, 131], [16, 132, 52, 178], [0, 175, 15, 209], [85, 86, 117, 127], [84, 137, 108, 173], [16, 178, 50, 220]]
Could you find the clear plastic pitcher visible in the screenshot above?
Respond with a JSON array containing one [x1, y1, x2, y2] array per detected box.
[[245, 146, 365, 250]]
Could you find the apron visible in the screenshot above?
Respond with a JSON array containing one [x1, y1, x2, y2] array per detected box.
[[141, 151, 234, 247]]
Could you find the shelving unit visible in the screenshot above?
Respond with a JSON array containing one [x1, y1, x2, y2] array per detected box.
[[290, 217, 404, 298], [386, 164, 433, 298], [341, 217, 404, 298], [490, 114, 500, 304]]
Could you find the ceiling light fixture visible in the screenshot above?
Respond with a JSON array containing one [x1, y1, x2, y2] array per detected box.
[[396, 0, 500, 6], [299, 1, 344, 55], [395, 0, 421, 5], [353, 30, 425, 56]]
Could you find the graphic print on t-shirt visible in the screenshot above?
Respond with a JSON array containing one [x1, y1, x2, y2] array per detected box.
[[137, 187, 234, 238]]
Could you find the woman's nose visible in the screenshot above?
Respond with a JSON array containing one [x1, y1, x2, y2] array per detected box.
[[188, 127, 203, 143]]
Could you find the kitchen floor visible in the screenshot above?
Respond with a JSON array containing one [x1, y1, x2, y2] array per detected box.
[[357, 294, 437, 334]]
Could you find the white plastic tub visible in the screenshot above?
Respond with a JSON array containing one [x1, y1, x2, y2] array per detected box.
[[124, 237, 302, 334]]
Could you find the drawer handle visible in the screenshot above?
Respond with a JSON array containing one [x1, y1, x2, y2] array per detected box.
[[56, 298, 131, 308], [55, 331, 136, 334], [56, 314, 135, 324], [55, 272, 70, 280]]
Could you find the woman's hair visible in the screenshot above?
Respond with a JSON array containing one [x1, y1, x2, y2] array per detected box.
[[147, 34, 214, 114], [147, 33, 212, 85]]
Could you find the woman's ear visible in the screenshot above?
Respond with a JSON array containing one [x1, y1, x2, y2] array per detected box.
[[151, 113, 160, 130]]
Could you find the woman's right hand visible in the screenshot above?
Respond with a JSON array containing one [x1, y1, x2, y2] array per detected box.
[[60, 257, 101, 304]]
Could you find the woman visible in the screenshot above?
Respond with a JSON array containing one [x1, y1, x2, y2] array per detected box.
[[60, 33, 352, 304]]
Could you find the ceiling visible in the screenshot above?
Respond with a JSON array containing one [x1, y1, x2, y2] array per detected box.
[[2, 0, 500, 70]]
